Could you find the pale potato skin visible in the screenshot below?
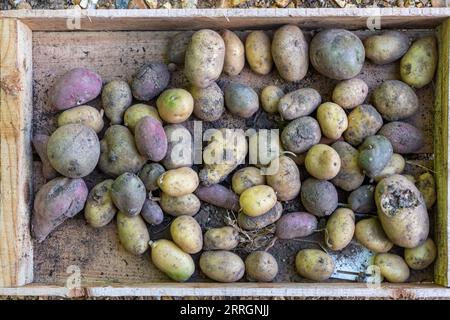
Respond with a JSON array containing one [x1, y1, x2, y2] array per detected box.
[[400, 36, 438, 88], [374, 153, 405, 182], [138, 163, 166, 192], [325, 208, 355, 251], [189, 82, 224, 122], [220, 29, 245, 76], [111, 173, 146, 217], [404, 238, 437, 270], [203, 226, 239, 251], [117, 211, 150, 255], [85, 179, 117, 228], [271, 25, 309, 82], [374, 253, 410, 283], [355, 218, 393, 253], [332, 78, 368, 109], [364, 31, 411, 65], [245, 251, 279, 282], [275, 212, 318, 239], [317, 102, 348, 140], [170, 216, 203, 254], [124, 104, 162, 133], [150, 239, 195, 282], [160, 192, 201, 217], [157, 167, 199, 197], [344, 104, 383, 146], [238, 201, 283, 231], [331, 141, 364, 192], [301, 178, 338, 217], [161, 124, 193, 169], [281, 116, 321, 154], [102, 80, 132, 124], [295, 249, 335, 281], [232, 167, 266, 195], [416, 172, 436, 209], [375, 174, 429, 248], [156, 88, 194, 124], [185, 29, 225, 88], [199, 251, 245, 283], [278, 88, 321, 121], [266, 156, 301, 201], [239, 185, 277, 217], [260, 85, 284, 113], [305, 144, 341, 180], [245, 31, 273, 75], [57, 105, 104, 133]]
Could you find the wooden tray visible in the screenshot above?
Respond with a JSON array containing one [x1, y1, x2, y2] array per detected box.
[[1, 8, 450, 298]]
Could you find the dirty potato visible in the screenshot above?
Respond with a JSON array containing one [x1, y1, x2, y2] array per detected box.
[[331, 141, 364, 192], [245, 251, 279, 282], [245, 31, 273, 75], [224, 82, 259, 118], [195, 184, 240, 211], [358, 135, 393, 178], [170, 215, 203, 254], [301, 178, 338, 217], [32, 134, 59, 180], [138, 163, 166, 192], [117, 212, 150, 255], [102, 80, 132, 124], [305, 144, 341, 180], [332, 78, 368, 109], [160, 192, 201, 217], [131, 62, 170, 101], [203, 226, 239, 251], [374, 153, 405, 182], [295, 249, 335, 281], [199, 251, 245, 283], [140, 199, 164, 226], [275, 212, 318, 239], [220, 29, 245, 76], [135, 116, 168, 162], [260, 85, 284, 114], [325, 208, 355, 251], [278, 88, 321, 121], [374, 253, 410, 283], [238, 201, 283, 231], [124, 103, 162, 133], [355, 218, 393, 253], [344, 104, 383, 146], [266, 156, 301, 201], [317, 102, 348, 140], [85, 179, 117, 228], [156, 88, 194, 124], [378, 121, 424, 154], [57, 105, 104, 133], [281, 116, 321, 154], [232, 167, 266, 195], [240, 185, 277, 217], [416, 172, 436, 209], [111, 173, 146, 217], [157, 167, 199, 197], [404, 238, 437, 270], [348, 185, 376, 213], [189, 82, 225, 122], [364, 31, 411, 65]]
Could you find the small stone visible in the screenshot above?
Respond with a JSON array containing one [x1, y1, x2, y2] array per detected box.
[[128, 0, 148, 8], [231, 0, 243, 6], [145, 0, 157, 8], [115, 0, 129, 8], [181, 0, 197, 7], [334, 0, 346, 7], [287, 1, 295, 7], [431, 0, 446, 6], [275, 0, 290, 7], [162, 1, 171, 8], [416, 1, 423, 6], [15, 1, 32, 9], [168, 63, 177, 72], [396, 0, 405, 6]]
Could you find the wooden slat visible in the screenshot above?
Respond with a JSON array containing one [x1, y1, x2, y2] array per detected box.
[[0, 8, 449, 31], [435, 18, 450, 288], [0, 19, 34, 287]]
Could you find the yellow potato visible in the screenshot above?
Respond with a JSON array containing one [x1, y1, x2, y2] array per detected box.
[[84, 179, 117, 228], [157, 167, 199, 197], [117, 212, 150, 255], [266, 156, 301, 201], [404, 238, 437, 270], [355, 218, 393, 253], [374, 153, 405, 182], [199, 251, 245, 283], [203, 226, 239, 251], [305, 144, 341, 180], [332, 78, 368, 109], [232, 167, 266, 195], [245, 31, 273, 75], [325, 208, 355, 251], [170, 216, 203, 254], [124, 104, 162, 133], [343, 104, 383, 146], [245, 251, 278, 282], [220, 29, 245, 76], [374, 253, 410, 283], [57, 105, 104, 133], [239, 185, 277, 217], [160, 192, 200, 217], [295, 249, 334, 281], [260, 85, 284, 114], [317, 102, 348, 140], [416, 172, 436, 209], [331, 141, 364, 192], [156, 88, 194, 124]]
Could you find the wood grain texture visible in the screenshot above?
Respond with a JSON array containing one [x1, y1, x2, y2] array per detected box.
[[434, 18, 450, 288], [0, 8, 449, 31], [0, 19, 34, 287]]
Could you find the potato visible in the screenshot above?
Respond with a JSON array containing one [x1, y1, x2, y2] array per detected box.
[[167, 31, 193, 64], [374, 153, 405, 182], [374, 253, 410, 283], [416, 172, 436, 209], [102, 80, 132, 124], [200, 129, 248, 186], [47, 124, 100, 178], [224, 82, 259, 118], [332, 78, 368, 110], [220, 29, 245, 76], [189, 82, 224, 122], [278, 88, 321, 121], [400, 36, 438, 88], [404, 174, 416, 183], [116, 211, 150, 255], [203, 226, 239, 251], [275, 212, 318, 239], [131, 62, 170, 101], [85, 179, 117, 228], [161, 124, 193, 169], [375, 174, 429, 248], [331, 141, 364, 192], [160, 192, 201, 217], [404, 238, 437, 270], [158, 167, 199, 197], [50, 68, 102, 111], [305, 144, 341, 180], [260, 85, 284, 114], [240, 185, 277, 217], [140, 199, 164, 226], [232, 167, 266, 195], [301, 178, 338, 217], [199, 251, 245, 283], [310, 29, 364, 80], [348, 185, 376, 213], [364, 31, 411, 65], [238, 201, 282, 231], [248, 129, 282, 167], [317, 102, 348, 140], [245, 31, 273, 76], [185, 29, 225, 88], [359, 135, 393, 178], [124, 104, 162, 133], [272, 25, 309, 82], [325, 208, 355, 251], [135, 116, 168, 162], [111, 173, 146, 217], [32, 177, 88, 242], [195, 184, 240, 211], [150, 239, 195, 282], [245, 251, 278, 282], [266, 156, 301, 201], [170, 215, 203, 254], [57, 105, 104, 133], [378, 121, 424, 154], [344, 104, 383, 146], [32, 134, 58, 180], [281, 116, 321, 154], [295, 249, 334, 281], [355, 218, 393, 253], [156, 88, 194, 124], [138, 163, 166, 192], [372, 80, 418, 121]]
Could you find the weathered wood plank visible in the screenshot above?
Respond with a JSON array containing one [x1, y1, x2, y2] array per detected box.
[[0, 19, 34, 287]]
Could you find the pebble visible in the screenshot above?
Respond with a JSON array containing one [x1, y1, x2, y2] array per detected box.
[[115, 0, 129, 8], [145, 0, 158, 8], [162, 1, 171, 8], [15, 1, 32, 8], [431, 0, 446, 6], [334, 0, 346, 7], [181, 0, 197, 8], [275, 0, 291, 7], [128, 0, 148, 8]]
